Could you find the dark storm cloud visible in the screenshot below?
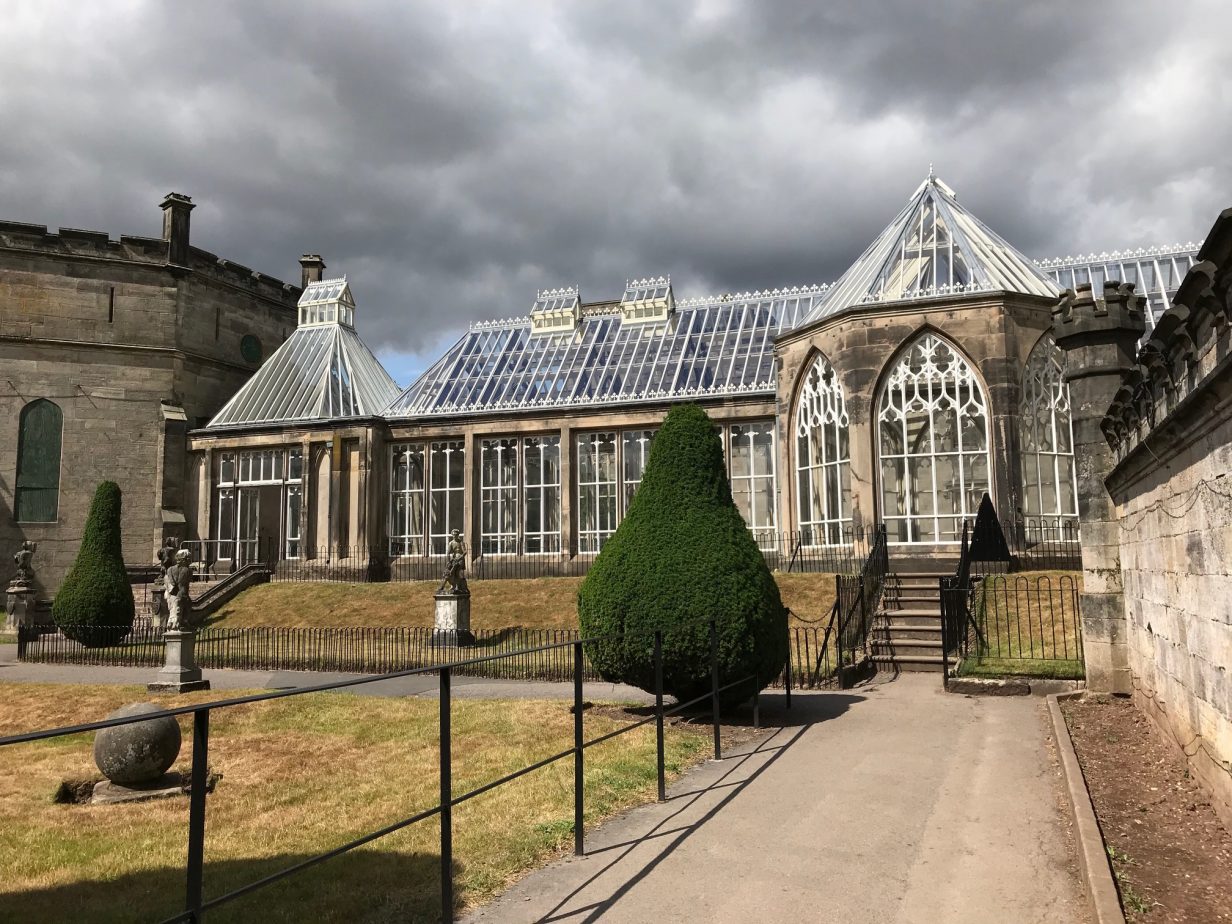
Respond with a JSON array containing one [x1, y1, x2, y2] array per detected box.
[[2, 0, 1229, 383]]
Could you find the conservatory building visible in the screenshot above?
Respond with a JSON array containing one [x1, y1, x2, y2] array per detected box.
[[185, 173, 1199, 572]]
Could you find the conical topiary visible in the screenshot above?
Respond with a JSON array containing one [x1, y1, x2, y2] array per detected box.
[[578, 403, 788, 706], [53, 481, 135, 647]]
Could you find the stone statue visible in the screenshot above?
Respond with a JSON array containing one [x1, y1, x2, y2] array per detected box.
[[437, 530, 469, 595], [163, 549, 193, 631], [156, 538, 179, 576], [11, 541, 35, 588]]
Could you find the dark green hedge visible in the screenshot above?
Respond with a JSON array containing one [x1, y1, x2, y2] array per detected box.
[[52, 481, 134, 647], [577, 403, 788, 706]]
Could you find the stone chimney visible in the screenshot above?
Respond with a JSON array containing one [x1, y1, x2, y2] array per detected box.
[[160, 193, 195, 266], [299, 254, 326, 288]]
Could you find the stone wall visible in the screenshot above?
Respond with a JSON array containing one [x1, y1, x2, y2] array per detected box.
[[0, 199, 299, 598], [1103, 207, 1232, 828]]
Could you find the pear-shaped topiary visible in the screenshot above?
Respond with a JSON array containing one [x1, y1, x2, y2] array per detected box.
[[578, 403, 788, 706], [53, 481, 135, 647]]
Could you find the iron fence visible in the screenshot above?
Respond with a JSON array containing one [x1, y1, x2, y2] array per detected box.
[[18, 622, 847, 690], [2, 614, 786, 923], [940, 509, 1085, 681]]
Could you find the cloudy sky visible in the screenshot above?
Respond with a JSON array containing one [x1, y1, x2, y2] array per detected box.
[[3, 1, 1229, 385]]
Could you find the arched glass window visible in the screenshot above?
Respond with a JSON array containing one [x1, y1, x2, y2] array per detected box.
[[1020, 334, 1077, 525], [877, 334, 989, 543], [15, 399, 63, 522], [795, 354, 851, 545]]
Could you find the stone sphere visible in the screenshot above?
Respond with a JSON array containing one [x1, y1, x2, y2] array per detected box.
[[93, 702, 182, 785]]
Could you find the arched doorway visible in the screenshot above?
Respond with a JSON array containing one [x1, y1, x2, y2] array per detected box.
[[876, 333, 990, 543]]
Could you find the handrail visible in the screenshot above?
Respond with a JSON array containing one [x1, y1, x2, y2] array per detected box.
[[0, 610, 777, 923]]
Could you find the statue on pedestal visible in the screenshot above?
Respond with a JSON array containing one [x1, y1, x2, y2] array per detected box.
[[151, 538, 179, 629], [436, 530, 469, 596], [10, 541, 35, 590], [433, 530, 472, 646], [7, 541, 36, 632], [163, 549, 193, 632]]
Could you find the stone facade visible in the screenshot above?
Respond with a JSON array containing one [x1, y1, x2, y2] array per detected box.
[[0, 195, 301, 598], [1098, 207, 1232, 828]]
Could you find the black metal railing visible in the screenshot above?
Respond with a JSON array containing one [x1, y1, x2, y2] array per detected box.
[[798, 524, 889, 688], [2, 614, 786, 923], [939, 504, 1085, 683], [18, 622, 846, 690]]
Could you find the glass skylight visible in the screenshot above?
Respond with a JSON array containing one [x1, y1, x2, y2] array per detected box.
[[384, 286, 830, 419], [800, 173, 1062, 326]]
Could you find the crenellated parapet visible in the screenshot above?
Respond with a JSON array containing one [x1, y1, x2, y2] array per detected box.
[[0, 201, 300, 309], [1100, 208, 1232, 461]]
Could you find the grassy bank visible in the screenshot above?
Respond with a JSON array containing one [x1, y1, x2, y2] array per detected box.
[[0, 682, 708, 922], [212, 572, 838, 630], [960, 570, 1084, 679]]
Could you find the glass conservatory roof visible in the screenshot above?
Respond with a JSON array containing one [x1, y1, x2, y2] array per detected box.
[[1035, 243, 1200, 331], [383, 286, 830, 419], [800, 172, 1062, 326], [207, 279, 400, 429]]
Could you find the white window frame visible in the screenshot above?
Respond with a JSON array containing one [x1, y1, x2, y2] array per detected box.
[[794, 355, 852, 546], [877, 334, 991, 544]]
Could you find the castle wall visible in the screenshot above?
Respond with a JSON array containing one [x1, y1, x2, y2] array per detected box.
[[1102, 213, 1232, 828], [0, 207, 299, 598]]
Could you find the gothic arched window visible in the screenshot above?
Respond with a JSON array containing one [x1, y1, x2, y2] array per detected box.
[[795, 354, 851, 545], [877, 334, 989, 543], [15, 399, 63, 522], [1020, 334, 1078, 525]]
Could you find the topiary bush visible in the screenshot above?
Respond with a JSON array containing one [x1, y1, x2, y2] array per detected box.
[[578, 403, 788, 706], [53, 481, 135, 648]]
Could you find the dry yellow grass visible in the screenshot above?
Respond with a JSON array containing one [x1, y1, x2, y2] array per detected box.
[[213, 573, 838, 630], [0, 682, 707, 923], [964, 570, 1085, 678]]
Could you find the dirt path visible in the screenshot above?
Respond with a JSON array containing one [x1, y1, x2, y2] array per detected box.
[[462, 674, 1090, 924]]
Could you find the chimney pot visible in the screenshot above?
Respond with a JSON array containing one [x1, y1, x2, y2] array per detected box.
[[160, 192, 195, 266], [299, 253, 326, 288]]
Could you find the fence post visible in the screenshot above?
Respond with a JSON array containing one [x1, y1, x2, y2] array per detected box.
[[439, 667, 453, 922], [186, 709, 209, 922], [939, 578, 950, 691], [835, 575, 845, 690], [654, 630, 666, 802], [573, 641, 585, 856], [710, 619, 721, 761], [784, 651, 792, 710]]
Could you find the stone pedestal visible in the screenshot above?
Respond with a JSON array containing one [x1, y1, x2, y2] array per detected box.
[[5, 585, 30, 631], [148, 630, 210, 693], [150, 588, 167, 632], [433, 592, 474, 647]]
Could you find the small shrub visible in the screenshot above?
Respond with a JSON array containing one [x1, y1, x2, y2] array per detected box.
[[578, 403, 788, 705], [52, 481, 134, 647]]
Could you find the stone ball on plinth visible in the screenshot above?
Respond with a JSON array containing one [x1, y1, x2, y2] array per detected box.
[[93, 702, 182, 785]]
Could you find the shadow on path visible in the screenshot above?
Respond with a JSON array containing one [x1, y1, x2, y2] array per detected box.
[[525, 692, 865, 923]]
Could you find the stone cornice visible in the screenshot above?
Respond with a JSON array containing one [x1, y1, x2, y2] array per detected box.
[[1102, 207, 1232, 463]]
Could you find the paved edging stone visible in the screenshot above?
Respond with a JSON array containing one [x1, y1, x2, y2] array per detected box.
[[1046, 694, 1126, 924], [947, 676, 1085, 697]]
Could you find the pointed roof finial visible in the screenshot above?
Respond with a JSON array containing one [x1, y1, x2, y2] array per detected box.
[[928, 162, 935, 181]]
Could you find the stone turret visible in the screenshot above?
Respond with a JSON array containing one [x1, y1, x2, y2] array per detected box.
[[1051, 280, 1146, 694]]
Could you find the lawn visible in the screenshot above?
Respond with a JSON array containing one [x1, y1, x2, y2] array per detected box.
[[960, 570, 1084, 679], [0, 682, 708, 923], [211, 573, 839, 630]]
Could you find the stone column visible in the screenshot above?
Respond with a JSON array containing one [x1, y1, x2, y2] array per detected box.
[[1052, 281, 1145, 694]]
